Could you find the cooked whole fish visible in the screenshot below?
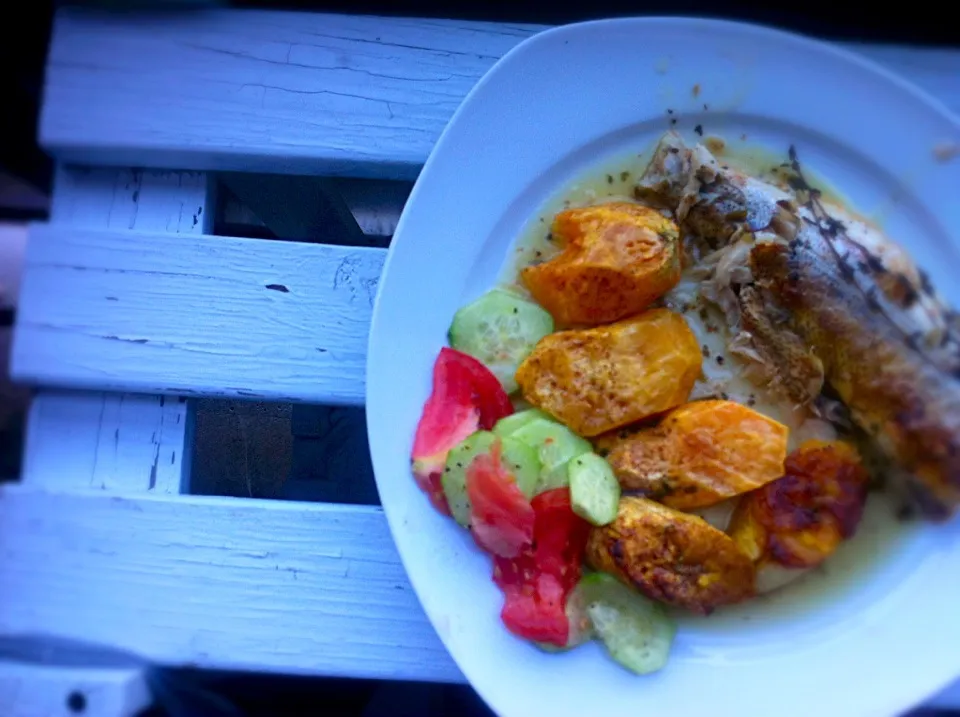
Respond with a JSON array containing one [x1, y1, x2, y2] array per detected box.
[[637, 131, 960, 519]]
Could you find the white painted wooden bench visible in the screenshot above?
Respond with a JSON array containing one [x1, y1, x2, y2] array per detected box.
[[3, 9, 960, 715]]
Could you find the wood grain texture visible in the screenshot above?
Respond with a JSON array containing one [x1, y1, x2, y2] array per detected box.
[[12, 225, 383, 404], [0, 487, 463, 684], [42, 10, 960, 177], [18, 167, 211, 493], [23, 393, 189, 494]]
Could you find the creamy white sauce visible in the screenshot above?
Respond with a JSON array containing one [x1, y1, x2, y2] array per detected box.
[[498, 135, 909, 607]]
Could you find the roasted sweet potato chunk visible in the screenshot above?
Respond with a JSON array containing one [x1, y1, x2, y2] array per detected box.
[[728, 439, 869, 570], [604, 400, 789, 510], [515, 309, 701, 437], [586, 496, 756, 614], [521, 202, 680, 326]]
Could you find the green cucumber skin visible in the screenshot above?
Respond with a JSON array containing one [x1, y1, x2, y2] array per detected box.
[[510, 418, 593, 493], [568, 453, 622, 526], [577, 573, 676, 675], [493, 409, 551, 438], [448, 289, 554, 394], [441, 432, 542, 527]]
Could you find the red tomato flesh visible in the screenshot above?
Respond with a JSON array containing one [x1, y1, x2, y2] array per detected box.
[[411, 348, 514, 514], [493, 488, 591, 646], [466, 442, 535, 558]]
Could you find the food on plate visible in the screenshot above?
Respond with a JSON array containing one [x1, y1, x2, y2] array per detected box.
[[586, 496, 756, 614], [411, 347, 514, 514], [410, 127, 959, 675], [638, 131, 960, 517], [493, 488, 592, 646], [568, 453, 622, 526], [515, 309, 702, 437], [602, 400, 789, 510], [521, 202, 681, 325], [449, 288, 554, 393], [465, 442, 536, 558], [442, 430, 540, 527], [508, 417, 592, 492], [574, 572, 676, 674], [729, 440, 869, 570], [751, 239, 960, 517]]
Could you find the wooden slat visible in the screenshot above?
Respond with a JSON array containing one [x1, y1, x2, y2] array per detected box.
[[0, 664, 149, 717], [12, 225, 382, 404], [23, 393, 189, 493], [0, 486, 462, 684], [18, 167, 212, 492], [42, 10, 960, 177]]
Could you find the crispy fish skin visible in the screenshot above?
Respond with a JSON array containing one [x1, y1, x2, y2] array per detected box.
[[638, 131, 960, 518], [586, 496, 756, 614], [751, 239, 960, 517]]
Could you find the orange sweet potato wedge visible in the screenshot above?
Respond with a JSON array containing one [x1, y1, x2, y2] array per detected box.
[[521, 202, 680, 326], [515, 309, 701, 437], [728, 439, 869, 570], [604, 400, 789, 510]]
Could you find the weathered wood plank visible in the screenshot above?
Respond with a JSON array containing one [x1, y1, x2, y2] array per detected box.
[[18, 167, 212, 492], [42, 10, 960, 178], [0, 664, 149, 717], [23, 393, 189, 493], [0, 487, 462, 683], [12, 225, 382, 404]]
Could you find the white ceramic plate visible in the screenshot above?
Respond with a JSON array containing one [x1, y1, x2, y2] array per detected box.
[[367, 18, 960, 717]]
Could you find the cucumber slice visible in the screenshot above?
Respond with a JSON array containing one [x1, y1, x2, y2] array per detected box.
[[493, 409, 551, 438], [442, 431, 541, 527], [511, 418, 592, 493], [568, 453, 621, 526], [448, 289, 554, 394], [577, 573, 676, 675]]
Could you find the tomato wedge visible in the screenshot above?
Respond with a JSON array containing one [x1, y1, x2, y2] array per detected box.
[[411, 348, 514, 514], [466, 442, 535, 558], [493, 488, 591, 646]]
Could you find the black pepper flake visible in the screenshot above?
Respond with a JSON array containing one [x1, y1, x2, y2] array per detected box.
[[667, 108, 674, 114], [620, 171, 630, 182], [694, 124, 703, 136], [747, 395, 757, 407], [606, 174, 614, 184], [716, 355, 725, 365], [703, 103, 709, 110], [702, 345, 711, 358], [698, 307, 709, 321], [546, 232, 554, 242], [513, 307, 519, 314], [456, 462, 463, 468], [535, 250, 543, 258], [670, 118, 678, 126], [720, 391, 729, 400]]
